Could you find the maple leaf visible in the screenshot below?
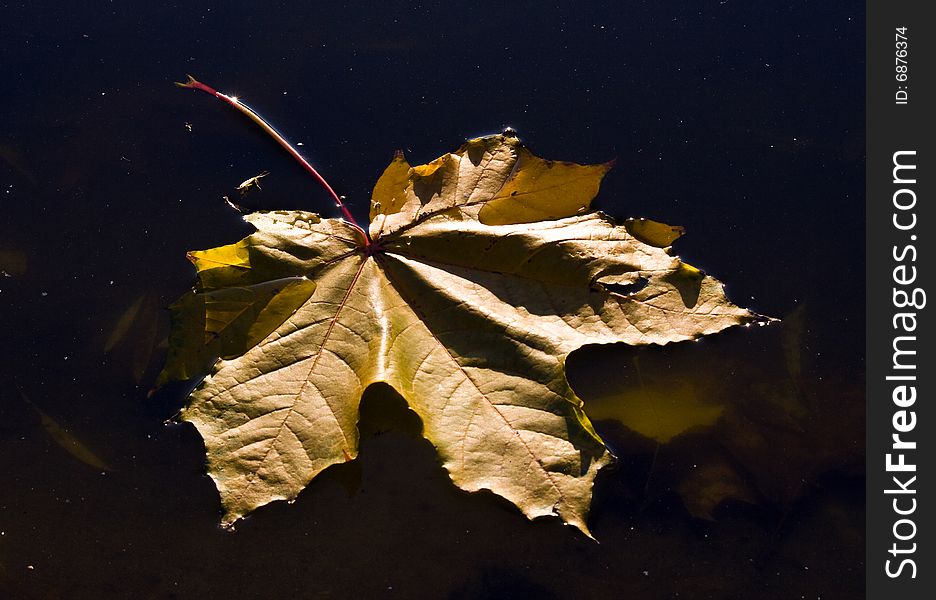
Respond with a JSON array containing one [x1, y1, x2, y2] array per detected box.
[[162, 133, 756, 535]]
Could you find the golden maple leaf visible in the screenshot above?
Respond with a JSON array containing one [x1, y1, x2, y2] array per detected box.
[[161, 133, 756, 536]]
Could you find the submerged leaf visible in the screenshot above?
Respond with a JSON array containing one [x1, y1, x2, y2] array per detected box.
[[132, 296, 160, 384], [586, 379, 725, 444], [163, 134, 757, 535], [104, 294, 146, 353], [105, 293, 163, 383], [19, 389, 111, 471], [677, 457, 756, 520]]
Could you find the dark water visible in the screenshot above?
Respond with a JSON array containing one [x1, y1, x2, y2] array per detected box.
[[1, 2, 864, 598]]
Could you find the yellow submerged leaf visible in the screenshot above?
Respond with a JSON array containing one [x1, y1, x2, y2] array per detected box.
[[586, 381, 724, 444], [163, 135, 759, 536]]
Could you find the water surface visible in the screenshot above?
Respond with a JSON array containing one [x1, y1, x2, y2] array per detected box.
[[1, 2, 863, 598]]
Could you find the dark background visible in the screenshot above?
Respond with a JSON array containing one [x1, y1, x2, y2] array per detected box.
[[1, 2, 864, 598]]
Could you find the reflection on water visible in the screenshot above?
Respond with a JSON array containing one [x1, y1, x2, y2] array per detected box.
[[16, 388, 112, 472], [104, 293, 164, 385], [570, 305, 862, 522], [0, 265, 864, 599]]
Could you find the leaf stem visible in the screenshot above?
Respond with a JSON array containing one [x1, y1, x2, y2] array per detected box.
[[175, 75, 368, 243]]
